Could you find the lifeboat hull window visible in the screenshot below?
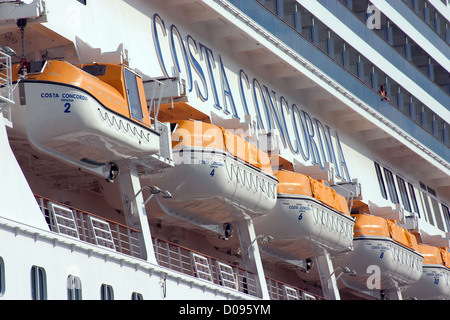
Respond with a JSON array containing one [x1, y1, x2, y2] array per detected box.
[[123, 68, 143, 122]]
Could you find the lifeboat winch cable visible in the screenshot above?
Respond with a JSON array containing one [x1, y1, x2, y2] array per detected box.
[[17, 18, 29, 76]]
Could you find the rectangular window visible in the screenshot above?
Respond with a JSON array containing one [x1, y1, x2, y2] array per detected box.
[[408, 183, 421, 218], [101, 284, 114, 300], [431, 198, 445, 231], [421, 192, 435, 226], [31, 266, 47, 300], [442, 204, 450, 232], [67, 275, 82, 300], [396, 176, 411, 212], [374, 162, 387, 199], [123, 68, 143, 122], [383, 168, 399, 204]]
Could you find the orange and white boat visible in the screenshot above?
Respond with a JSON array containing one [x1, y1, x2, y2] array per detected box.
[[336, 214, 423, 294], [253, 169, 355, 260], [10, 60, 165, 179], [404, 245, 450, 300], [148, 120, 278, 235]]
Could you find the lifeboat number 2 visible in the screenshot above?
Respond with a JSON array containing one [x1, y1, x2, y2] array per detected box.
[[64, 103, 71, 113]]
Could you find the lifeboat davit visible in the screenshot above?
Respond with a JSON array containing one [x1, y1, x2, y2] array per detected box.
[[253, 170, 355, 260], [10, 60, 161, 178], [148, 120, 278, 228], [404, 245, 450, 300], [336, 214, 423, 292]]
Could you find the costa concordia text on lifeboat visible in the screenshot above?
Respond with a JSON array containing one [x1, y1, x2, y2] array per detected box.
[[9, 60, 167, 180]]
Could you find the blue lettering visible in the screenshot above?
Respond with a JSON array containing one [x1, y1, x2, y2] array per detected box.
[[280, 97, 299, 154], [219, 55, 239, 119], [252, 78, 267, 131], [187, 35, 208, 102], [239, 69, 251, 117], [170, 24, 193, 93], [151, 12, 351, 183], [302, 111, 321, 167], [199, 43, 221, 110], [262, 86, 287, 148], [292, 103, 309, 161], [152, 14, 169, 78], [335, 131, 351, 182]]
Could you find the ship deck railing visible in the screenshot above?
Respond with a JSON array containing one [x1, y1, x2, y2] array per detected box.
[[34, 194, 324, 300], [35, 194, 142, 259]]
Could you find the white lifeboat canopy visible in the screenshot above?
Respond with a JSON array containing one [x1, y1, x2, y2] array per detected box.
[[10, 60, 166, 180], [253, 170, 355, 262], [404, 245, 450, 300], [148, 120, 278, 231], [335, 214, 423, 293]]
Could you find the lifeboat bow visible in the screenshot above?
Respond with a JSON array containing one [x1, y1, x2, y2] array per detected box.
[[10, 60, 171, 181]]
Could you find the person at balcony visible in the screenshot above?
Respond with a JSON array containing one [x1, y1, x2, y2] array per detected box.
[[378, 85, 390, 102]]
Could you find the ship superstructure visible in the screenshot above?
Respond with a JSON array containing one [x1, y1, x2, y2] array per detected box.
[[0, 0, 448, 301]]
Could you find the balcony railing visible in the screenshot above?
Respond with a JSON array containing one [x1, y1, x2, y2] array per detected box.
[[35, 194, 142, 258], [34, 194, 324, 300]]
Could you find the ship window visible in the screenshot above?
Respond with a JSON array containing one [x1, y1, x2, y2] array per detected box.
[[82, 64, 107, 76], [77, 0, 87, 5], [0, 257, 4, 297], [131, 292, 143, 300], [123, 68, 143, 121], [383, 168, 399, 204], [100, 283, 114, 300], [431, 198, 445, 231], [421, 193, 435, 226], [374, 162, 387, 200], [396, 176, 411, 212], [408, 183, 421, 218], [442, 205, 450, 232], [67, 275, 82, 300], [31, 266, 47, 300]]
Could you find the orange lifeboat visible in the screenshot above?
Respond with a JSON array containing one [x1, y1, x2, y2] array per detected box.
[[148, 120, 278, 233], [253, 169, 355, 260], [404, 244, 450, 300], [10, 60, 163, 179], [335, 214, 423, 293]]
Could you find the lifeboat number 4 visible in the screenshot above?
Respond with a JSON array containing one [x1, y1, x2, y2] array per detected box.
[[210, 169, 215, 177]]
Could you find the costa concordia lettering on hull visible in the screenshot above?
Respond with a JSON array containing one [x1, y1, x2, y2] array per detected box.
[[0, 0, 448, 301]]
